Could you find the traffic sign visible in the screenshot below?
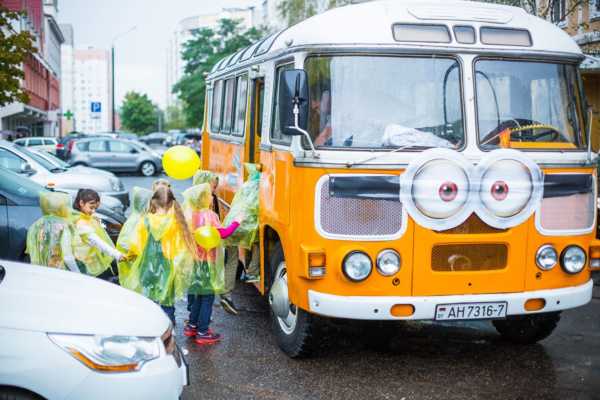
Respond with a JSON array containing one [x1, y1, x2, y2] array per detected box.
[[64, 110, 73, 120], [91, 102, 101, 113]]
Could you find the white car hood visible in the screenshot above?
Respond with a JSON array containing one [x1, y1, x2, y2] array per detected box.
[[69, 165, 115, 178], [0, 261, 170, 337]]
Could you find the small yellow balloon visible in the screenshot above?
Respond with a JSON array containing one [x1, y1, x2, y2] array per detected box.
[[162, 145, 200, 180], [194, 226, 221, 250]]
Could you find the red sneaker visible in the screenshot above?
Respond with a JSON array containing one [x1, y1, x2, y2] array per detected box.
[[194, 331, 221, 345], [183, 324, 197, 337]]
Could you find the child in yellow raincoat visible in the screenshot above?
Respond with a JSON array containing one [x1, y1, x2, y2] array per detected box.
[[125, 185, 196, 324], [71, 189, 124, 277], [26, 191, 80, 272], [182, 183, 243, 344], [116, 186, 152, 288]]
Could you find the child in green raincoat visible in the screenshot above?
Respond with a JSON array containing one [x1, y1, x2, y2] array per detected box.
[[71, 189, 124, 277], [116, 187, 152, 289], [26, 191, 80, 272], [182, 183, 243, 345], [125, 185, 196, 324]]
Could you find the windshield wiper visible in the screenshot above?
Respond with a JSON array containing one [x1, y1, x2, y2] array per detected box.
[[346, 145, 432, 168]]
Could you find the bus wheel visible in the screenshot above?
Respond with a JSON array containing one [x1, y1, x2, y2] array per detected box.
[[268, 243, 317, 358], [493, 312, 560, 344]]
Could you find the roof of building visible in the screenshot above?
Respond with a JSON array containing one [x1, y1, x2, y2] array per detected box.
[[209, 0, 582, 78]]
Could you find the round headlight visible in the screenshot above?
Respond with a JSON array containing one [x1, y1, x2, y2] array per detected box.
[[343, 251, 372, 282], [535, 245, 558, 271], [560, 245, 586, 274], [376, 249, 401, 276]]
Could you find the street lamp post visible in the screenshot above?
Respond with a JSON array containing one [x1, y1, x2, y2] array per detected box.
[[111, 26, 136, 133]]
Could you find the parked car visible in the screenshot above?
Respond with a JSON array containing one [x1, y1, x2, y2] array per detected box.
[[0, 167, 125, 261], [69, 138, 163, 177], [56, 133, 87, 160], [30, 148, 117, 180], [0, 140, 129, 211], [14, 136, 58, 154], [116, 132, 140, 141], [139, 132, 169, 146], [0, 260, 188, 400]]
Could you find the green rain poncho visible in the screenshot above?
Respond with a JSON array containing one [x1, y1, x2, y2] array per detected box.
[[183, 184, 225, 295], [222, 163, 260, 249], [123, 206, 195, 306], [116, 187, 152, 288], [71, 211, 119, 276], [192, 170, 217, 186], [26, 192, 80, 272]]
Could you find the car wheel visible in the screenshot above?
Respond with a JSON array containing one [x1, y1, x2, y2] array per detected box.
[[139, 161, 156, 177], [493, 312, 560, 344], [0, 387, 44, 400], [268, 243, 318, 358]]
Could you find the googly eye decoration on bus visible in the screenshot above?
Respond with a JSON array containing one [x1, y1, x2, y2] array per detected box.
[[400, 149, 543, 231]]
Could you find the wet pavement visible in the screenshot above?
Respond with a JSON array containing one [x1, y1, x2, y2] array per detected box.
[[120, 176, 600, 400]]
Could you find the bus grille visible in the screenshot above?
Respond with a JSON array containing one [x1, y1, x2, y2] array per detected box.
[[440, 214, 505, 234], [431, 244, 508, 271], [318, 178, 404, 238]]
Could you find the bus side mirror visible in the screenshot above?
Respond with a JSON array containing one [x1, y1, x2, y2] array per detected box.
[[278, 69, 309, 136]]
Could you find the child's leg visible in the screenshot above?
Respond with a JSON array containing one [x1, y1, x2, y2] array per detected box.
[[198, 294, 216, 333], [188, 295, 202, 327], [247, 243, 260, 277]]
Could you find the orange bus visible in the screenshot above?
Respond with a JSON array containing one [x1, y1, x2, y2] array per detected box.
[[201, 0, 599, 357]]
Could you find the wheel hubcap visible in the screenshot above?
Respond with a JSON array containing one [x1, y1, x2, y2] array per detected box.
[[269, 261, 297, 335], [142, 163, 154, 176]]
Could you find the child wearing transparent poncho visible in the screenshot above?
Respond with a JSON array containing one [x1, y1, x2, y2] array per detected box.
[[26, 191, 80, 272], [71, 189, 124, 277], [182, 183, 243, 345], [116, 187, 152, 289], [124, 185, 196, 324]]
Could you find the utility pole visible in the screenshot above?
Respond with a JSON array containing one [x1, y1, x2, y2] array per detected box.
[[110, 26, 137, 133]]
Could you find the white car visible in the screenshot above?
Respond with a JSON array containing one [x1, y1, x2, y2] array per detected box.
[[14, 137, 58, 154], [0, 260, 188, 400]]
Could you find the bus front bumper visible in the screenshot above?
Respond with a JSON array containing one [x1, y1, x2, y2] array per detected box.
[[307, 279, 593, 320]]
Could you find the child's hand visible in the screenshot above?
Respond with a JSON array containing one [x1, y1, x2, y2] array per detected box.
[[235, 211, 246, 223]]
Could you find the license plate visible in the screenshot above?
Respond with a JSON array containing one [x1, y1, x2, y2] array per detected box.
[[435, 301, 507, 321]]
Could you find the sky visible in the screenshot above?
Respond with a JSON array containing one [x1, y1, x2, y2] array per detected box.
[[58, 0, 257, 109]]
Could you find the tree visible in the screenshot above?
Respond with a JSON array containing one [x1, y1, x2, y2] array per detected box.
[[120, 91, 158, 134], [172, 19, 265, 128], [165, 105, 186, 131], [476, 0, 590, 22], [278, 0, 353, 27], [0, 6, 36, 107]]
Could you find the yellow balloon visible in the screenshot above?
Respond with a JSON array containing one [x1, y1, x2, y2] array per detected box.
[[194, 226, 221, 250], [162, 145, 200, 180]]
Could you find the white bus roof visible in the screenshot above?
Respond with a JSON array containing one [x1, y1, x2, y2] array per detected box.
[[210, 0, 582, 77]]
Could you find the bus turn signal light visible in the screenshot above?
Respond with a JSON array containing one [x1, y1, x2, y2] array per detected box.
[[524, 298, 546, 312], [308, 252, 326, 278], [390, 304, 415, 317], [589, 246, 600, 269]]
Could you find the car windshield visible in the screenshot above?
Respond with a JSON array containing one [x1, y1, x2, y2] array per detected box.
[[476, 60, 586, 150], [303, 56, 464, 150], [18, 146, 63, 171], [0, 167, 46, 200]]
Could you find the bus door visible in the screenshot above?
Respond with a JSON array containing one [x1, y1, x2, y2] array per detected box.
[[248, 77, 264, 164]]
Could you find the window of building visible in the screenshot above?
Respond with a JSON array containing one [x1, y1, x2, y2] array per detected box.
[[233, 76, 248, 137], [210, 80, 224, 132], [270, 63, 294, 146], [551, 0, 566, 24], [591, 0, 600, 19], [221, 78, 236, 134]]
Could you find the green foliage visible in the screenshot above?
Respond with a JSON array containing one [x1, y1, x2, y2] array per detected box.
[[165, 105, 185, 131], [120, 91, 158, 134], [172, 19, 265, 128], [278, 0, 353, 27], [0, 7, 36, 107]]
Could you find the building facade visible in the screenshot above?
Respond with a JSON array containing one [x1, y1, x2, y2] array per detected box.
[[59, 23, 75, 134], [72, 48, 112, 133], [0, 0, 63, 137]]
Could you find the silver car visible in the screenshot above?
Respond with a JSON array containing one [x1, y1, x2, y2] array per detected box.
[[0, 140, 128, 213], [69, 138, 163, 177]]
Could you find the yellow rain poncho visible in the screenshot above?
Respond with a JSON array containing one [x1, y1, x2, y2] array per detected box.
[[71, 211, 119, 276], [222, 163, 260, 249], [183, 184, 225, 295], [124, 207, 195, 306], [116, 187, 152, 287], [26, 192, 80, 272], [192, 170, 217, 186]]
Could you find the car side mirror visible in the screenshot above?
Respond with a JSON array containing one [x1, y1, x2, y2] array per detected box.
[[20, 162, 34, 176], [130, 148, 138, 154], [278, 69, 309, 136]]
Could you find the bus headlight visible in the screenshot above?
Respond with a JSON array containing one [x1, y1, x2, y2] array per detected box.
[[343, 251, 372, 282], [376, 249, 401, 276], [560, 246, 586, 274], [535, 245, 558, 271]]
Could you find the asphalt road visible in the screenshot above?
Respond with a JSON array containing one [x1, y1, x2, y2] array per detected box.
[[120, 175, 600, 400]]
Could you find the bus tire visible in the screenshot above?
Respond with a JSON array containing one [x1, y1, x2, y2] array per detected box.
[[268, 243, 318, 358], [493, 312, 560, 345]]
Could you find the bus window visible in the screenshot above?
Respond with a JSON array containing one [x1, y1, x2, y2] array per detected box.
[[250, 78, 265, 163], [222, 78, 236, 134], [271, 64, 294, 145], [211, 80, 224, 132], [233, 76, 248, 137], [304, 56, 464, 149]]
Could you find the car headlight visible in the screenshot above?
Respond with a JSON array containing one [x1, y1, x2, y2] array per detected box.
[[342, 251, 372, 282], [535, 245, 558, 271], [110, 178, 123, 192], [48, 334, 161, 372], [560, 245, 586, 274], [376, 249, 401, 276]]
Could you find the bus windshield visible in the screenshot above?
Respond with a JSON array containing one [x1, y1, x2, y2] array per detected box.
[[304, 56, 464, 150], [476, 60, 586, 150]]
